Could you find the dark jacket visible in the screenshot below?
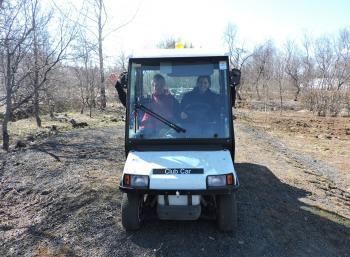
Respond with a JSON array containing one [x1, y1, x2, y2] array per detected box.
[[181, 87, 220, 121], [115, 80, 127, 107]]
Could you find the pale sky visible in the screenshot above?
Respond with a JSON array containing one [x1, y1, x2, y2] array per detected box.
[[52, 0, 350, 64]]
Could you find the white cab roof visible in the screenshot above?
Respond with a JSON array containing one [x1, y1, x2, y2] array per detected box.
[[130, 48, 229, 59]]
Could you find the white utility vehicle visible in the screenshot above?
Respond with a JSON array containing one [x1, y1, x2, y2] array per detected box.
[[118, 49, 240, 231]]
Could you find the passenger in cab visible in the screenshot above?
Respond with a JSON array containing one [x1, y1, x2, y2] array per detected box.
[[180, 75, 220, 123]]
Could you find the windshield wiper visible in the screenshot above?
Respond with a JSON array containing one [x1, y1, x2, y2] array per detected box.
[[135, 103, 186, 133]]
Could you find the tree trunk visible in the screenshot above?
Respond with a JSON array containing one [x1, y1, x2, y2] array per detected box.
[[263, 83, 268, 112], [49, 104, 55, 119], [294, 83, 300, 101], [34, 87, 41, 127], [33, 12, 41, 127], [2, 114, 10, 151], [254, 69, 262, 101], [3, 52, 12, 151], [98, 0, 106, 110], [80, 96, 86, 114], [80, 88, 85, 114], [279, 81, 283, 115], [255, 83, 261, 101]]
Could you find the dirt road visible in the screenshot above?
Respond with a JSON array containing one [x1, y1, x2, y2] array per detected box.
[[1, 121, 349, 257]]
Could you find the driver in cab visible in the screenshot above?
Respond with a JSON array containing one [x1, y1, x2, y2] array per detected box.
[[180, 75, 220, 123], [141, 74, 179, 136]]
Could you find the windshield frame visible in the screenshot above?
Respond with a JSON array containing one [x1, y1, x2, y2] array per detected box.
[[125, 56, 234, 151]]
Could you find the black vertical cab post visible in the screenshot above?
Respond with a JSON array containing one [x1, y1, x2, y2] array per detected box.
[[124, 55, 235, 159], [229, 68, 241, 162], [124, 60, 132, 157], [229, 68, 241, 107]]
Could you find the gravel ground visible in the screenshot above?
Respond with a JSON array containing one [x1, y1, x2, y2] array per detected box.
[[1, 122, 349, 257], [238, 123, 350, 193]]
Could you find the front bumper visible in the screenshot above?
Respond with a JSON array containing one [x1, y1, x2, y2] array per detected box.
[[119, 183, 239, 195]]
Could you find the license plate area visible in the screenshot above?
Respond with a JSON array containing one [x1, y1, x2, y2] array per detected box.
[[153, 168, 204, 175], [158, 195, 200, 206]]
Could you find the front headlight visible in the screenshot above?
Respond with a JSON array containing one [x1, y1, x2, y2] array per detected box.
[[123, 174, 149, 188], [207, 173, 234, 187], [131, 175, 149, 187], [207, 175, 226, 187]]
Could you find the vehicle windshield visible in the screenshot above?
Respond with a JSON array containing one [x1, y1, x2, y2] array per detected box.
[[128, 58, 231, 140]]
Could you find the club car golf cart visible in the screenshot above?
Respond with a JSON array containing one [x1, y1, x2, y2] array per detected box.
[[117, 48, 241, 231]]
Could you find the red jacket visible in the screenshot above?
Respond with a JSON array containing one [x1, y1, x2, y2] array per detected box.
[[141, 92, 179, 134]]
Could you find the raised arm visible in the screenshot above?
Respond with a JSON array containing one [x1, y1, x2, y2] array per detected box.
[[108, 73, 127, 108]]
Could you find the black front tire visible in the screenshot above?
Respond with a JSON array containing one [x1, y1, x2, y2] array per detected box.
[[216, 192, 238, 232], [121, 193, 144, 231]]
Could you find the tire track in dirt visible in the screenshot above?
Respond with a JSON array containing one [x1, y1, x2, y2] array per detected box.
[[237, 122, 350, 209], [237, 123, 349, 191]]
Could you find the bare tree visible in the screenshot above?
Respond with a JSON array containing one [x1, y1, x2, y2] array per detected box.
[[310, 32, 350, 116], [0, 0, 33, 150], [247, 41, 275, 102], [274, 52, 286, 114], [157, 37, 177, 49], [116, 50, 129, 72], [301, 33, 315, 89], [28, 0, 74, 127], [31, 0, 41, 126], [223, 23, 252, 102], [96, 0, 107, 110], [73, 30, 100, 117], [75, 0, 140, 110], [223, 23, 238, 67], [74, 66, 99, 117], [260, 41, 275, 112], [223, 23, 252, 69], [284, 40, 304, 101], [157, 37, 194, 49], [334, 28, 350, 90], [314, 36, 337, 90], [0, 0, 74, 150], [71, 25, 101, 116], [41, 65, 80, 116]]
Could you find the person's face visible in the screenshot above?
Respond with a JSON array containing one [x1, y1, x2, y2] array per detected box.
[[198, 78, 210, 93], [152, 79, 165, 95]]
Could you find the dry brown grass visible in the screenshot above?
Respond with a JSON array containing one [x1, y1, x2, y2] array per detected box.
[[0, 110, 124, 148], [238, 108, 350, 174]]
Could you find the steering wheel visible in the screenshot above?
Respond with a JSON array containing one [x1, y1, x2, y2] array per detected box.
[[183, 103, 212, 122]]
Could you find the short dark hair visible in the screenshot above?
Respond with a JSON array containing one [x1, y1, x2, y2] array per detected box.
[[153, 74, 165, 85], [196, 75, 211, 86]]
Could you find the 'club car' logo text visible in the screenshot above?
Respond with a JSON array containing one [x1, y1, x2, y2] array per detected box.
[[164, 168, 191, 174]]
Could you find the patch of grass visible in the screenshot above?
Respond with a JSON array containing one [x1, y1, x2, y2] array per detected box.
[[300, 205, 350, 228], [114, 215, 123, 231], [35, 247, 54, 257], [0, 112, 124, 146]]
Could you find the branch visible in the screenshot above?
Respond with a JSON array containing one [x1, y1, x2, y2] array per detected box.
[[12, 92, 34, 111], [102, 0, 142, 40], [36, 31, 73, 89], [239, 53, 253, 69], [50, 0, 97, 37]]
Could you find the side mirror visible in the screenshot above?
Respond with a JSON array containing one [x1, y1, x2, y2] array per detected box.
[[229, 68, 241, 86]]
